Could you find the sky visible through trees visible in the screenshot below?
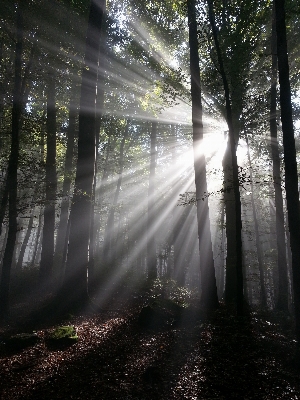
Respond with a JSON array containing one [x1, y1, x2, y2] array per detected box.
[[0, 0, 300, 396]]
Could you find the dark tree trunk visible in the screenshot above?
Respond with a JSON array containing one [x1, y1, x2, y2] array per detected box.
[[0, 42, 35, 238], [0, 176, 9, 237], [94, 134, 111, 261], [147, 121, 157, 281], [222, 143, 237, 303], [54, 90, 77, 283], [188, 0, 218, 311], [207, 0, 243, 314], [89, 16, 106, 287], [270, 4, 289, 312], [0, 5, 23, 319], [275, 0, 300, 342], [39, 71, 57, 288], [63, 0, 106, 307]]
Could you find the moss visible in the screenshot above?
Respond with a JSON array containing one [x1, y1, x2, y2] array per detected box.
[[46, 325, 78, 348], [49, 325, 78, 340]]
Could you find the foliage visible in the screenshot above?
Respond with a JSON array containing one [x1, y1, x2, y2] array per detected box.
[[48, 325, 77, 341]]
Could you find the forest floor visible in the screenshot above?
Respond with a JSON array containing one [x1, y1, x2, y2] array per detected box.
[[0, 293, 300, 400]]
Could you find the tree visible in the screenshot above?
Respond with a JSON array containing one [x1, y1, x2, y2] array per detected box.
[[0, 3, 23, 318], [53, 87, 77, 283], [39, 70, 57, 288], [188, 0, 218, 311], [147, 121, 158, 281], [62, 0, 106, 307], [270, 3, 289, 312], [102, 119, 129, 272], [275, 0, 300, 343], [207, 0, 243, 314]]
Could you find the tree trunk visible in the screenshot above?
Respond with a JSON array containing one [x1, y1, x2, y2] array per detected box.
[[16, 208, 35, 269], [270, 3, 289, 312], [103, 120, 129, 270], [207, 0, 243, 314], [188, 0, 218, 311], [0, 42, 35, 238], [0, 175, 9, 237], [147, 121, 157, 281], [0, 4, 23, 319], [222, 143, 237, 303], [63, 0, 106, 307], [245, 135, 267, 308], [275, 0, 300, 342], [89, 17, 106, 288], [54, 89, 77, 283], [39, 70, 57, 288]]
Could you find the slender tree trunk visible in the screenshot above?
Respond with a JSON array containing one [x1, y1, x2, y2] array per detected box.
[[222, 143, 237, 303], [16, 208, 35, 269], [39, 70, 57, 288], [32, 210, 42, 266], [89, 22, 106, 288], [0, 5, 23, 318], [270, 4, 289, 312], [216, 202, 225, 299], [54, 90, 77, 282], [208, 0, 243, 314], [188, 0, 218, 310], [63, 0, 106, 306], [103, 120, 129, 264], [0, 38, 5, 137], [94, 135, 111, 260], [275, 0, 300, 342], [147, 121, 157, 281], [0, 175, 9, 237], [245, 135, 267, 308]]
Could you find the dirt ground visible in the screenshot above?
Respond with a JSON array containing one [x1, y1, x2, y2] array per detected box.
[[1, 300, 300, 399]]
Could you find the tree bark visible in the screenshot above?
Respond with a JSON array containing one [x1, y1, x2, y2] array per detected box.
[[245, 135, 267, 308], [0, 4, 23, 319], [63, 0, 106, 307], [270, 3, 289, 312], [39, 70, 57, 288], [188, 0, 218, 310], [207, 0, 243, 314], [275, 0, 300, 342], [16, 208, 35, 270], [147, 121, 157, 281], [103, 120, 129, 269], [54, 89, 77, 283]]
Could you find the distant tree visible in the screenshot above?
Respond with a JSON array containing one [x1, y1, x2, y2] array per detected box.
[[245, 135, 267, 308], [147, 121, 158, 281], [102, 119, 129, 272]]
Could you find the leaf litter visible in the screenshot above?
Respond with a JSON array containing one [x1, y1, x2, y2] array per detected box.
[[0, 303, 300, 399]]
